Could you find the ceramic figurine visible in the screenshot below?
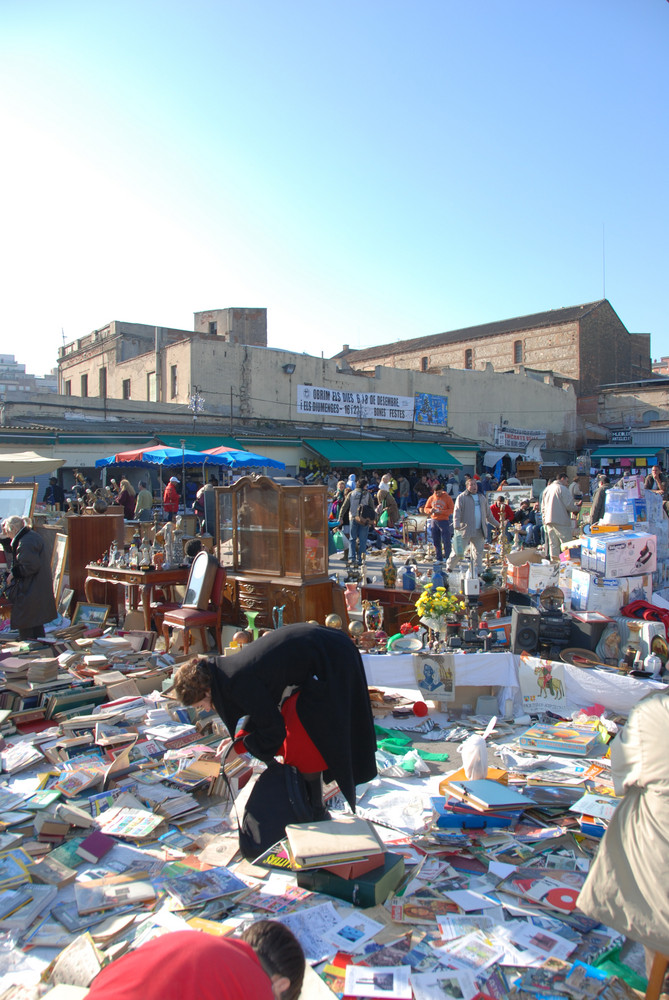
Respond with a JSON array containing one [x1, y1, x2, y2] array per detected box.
[[382, 547, 397, 589]]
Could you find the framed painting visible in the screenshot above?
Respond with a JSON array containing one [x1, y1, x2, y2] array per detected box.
[[71, 602, 110, 627], [50, 532, 68, 605]]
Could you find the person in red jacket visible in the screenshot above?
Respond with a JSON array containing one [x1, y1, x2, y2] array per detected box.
[[163, 476, 180, 521]]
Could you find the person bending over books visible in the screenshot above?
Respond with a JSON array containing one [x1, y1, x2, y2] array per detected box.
[[86, 921, 305, 1000], [577, 689, 669, 979], [173, 621, 377, 817]]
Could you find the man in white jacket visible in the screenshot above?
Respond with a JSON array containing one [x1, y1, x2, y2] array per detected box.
[[540, 473, 581, 560]]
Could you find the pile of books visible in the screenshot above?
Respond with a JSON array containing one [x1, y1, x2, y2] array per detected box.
[[262, 815, 406, 908]]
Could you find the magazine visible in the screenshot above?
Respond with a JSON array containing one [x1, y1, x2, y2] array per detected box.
[[165, 866, 248, 909]]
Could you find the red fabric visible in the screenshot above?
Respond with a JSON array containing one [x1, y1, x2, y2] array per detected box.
[[620, 599, 669, 640], [280, 691, 328, 773], [86, 931, 273, 1000]]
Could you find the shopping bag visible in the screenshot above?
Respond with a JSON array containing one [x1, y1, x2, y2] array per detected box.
[[452, 530, 465, 556], [378, 509, 389, 527], [332, 528, 345, 552]]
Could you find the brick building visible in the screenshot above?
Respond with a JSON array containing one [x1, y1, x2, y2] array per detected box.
[[335, 300, 651, 398]]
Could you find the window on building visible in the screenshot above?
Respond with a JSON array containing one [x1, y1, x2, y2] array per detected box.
[[147, 371, 157, 402], [81, 374, 88, 397], [464, 349, 473, 370], [421, 356, 429, 372], [99, 367, 107, 398], [122, 379, 131, 399], [170, 365, 178, 399], [209, 321, 217, 335], [64, 380, 72, 395], [513, 340, 523, 364]]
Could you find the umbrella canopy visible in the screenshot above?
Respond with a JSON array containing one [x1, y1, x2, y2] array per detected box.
[[202, 446, 285, 469], [0, 451, 66, 476], [95, 446, 234, 468]]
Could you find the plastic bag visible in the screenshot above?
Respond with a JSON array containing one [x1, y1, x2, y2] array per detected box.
[[332, 529, 345, 551], [460, 733, 488, 780], [378, 509, 389, 527], [452, 530, 465, 556]]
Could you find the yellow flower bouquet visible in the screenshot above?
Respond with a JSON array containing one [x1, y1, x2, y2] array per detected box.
[[415, 583, 466, 632]]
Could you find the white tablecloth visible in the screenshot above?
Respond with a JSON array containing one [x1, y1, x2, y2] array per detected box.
[[362, 651, 518, 713], [362, 651, 668, 716]]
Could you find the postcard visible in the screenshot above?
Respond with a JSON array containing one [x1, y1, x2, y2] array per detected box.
[[329, 912, 384, 953], [344, 964, 412, 999], [410, 968, 479, 1000]]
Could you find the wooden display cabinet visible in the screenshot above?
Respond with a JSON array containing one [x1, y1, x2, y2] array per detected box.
[[215, 476, 347, 629]]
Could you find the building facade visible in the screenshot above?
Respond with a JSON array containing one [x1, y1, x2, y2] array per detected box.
[[335, 300, 651, 399]]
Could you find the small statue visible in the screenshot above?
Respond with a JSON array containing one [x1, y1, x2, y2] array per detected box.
[[382, 547, 397, 589]]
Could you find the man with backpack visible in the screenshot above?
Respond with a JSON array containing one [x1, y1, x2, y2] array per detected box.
[[338, 480, 376, 565]]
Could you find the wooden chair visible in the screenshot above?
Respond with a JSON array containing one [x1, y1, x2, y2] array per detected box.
[[161, 559, 226, 655], [646, 952, 669, 1000]]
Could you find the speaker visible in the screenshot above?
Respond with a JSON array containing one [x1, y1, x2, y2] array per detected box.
[[511, 606, 541, 654]]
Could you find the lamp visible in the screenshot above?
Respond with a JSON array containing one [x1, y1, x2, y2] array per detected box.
[[188, 385, 205, 430], [282, 363, 296, 375]]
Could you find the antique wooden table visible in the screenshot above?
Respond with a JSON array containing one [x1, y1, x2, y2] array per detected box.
[[84, 564, 189, 630]]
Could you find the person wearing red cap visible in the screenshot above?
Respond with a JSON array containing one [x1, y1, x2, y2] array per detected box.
[[86, 922, 305, 1000], [163, 476, 180, 520]]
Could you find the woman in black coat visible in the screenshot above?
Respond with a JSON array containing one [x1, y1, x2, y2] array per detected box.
[[1, 516, 57, 639], [173, 623, 377, 814]]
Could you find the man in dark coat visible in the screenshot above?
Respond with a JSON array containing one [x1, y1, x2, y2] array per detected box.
[[1, 516, 57, 639], [590, 474, 610, 525], [173, 623, 377, 812]]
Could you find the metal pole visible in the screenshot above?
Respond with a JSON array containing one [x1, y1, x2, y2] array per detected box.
[[181, 439, 186, 514]]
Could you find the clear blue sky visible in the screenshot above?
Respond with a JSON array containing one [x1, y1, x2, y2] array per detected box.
[[1, 0, 667, 377]]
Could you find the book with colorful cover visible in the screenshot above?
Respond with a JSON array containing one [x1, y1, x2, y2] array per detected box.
[[517, 724, 600, 756], [164, 866, 247, 909]]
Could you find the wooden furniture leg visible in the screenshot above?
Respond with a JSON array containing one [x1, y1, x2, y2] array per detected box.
[[646, 952, 669, 1000]]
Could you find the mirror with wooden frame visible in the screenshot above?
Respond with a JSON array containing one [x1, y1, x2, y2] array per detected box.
[[0, 483, 39, 522]]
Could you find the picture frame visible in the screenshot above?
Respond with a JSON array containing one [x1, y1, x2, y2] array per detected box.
[[50, 532, 68, 605], [0, 483, 39, 522], [57, 588, 75, 619], [71, 602, 110, 627]]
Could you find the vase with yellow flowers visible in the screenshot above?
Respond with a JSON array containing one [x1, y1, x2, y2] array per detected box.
[[414, 583, 466, 647]]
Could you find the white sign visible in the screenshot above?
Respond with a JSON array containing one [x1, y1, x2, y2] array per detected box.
[[495, 426, 547, 449], [296, 385, 414, 422]]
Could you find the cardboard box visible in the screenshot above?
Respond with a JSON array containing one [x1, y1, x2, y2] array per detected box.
[[617, 573, 653, 606], [506, 561, 559, 595], [570, 569, 621, 616], [623, 476, 645, 500], [581, 531, 656, 578]]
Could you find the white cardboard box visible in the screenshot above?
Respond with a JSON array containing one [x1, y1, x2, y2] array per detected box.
[[582, 531, 657, 578], [570, 569, 621, 616]]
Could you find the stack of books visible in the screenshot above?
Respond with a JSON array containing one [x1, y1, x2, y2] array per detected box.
[[283, 815, 405, 907]]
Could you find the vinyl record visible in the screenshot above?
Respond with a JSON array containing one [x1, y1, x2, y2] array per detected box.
[[544, 886, 579, 912]]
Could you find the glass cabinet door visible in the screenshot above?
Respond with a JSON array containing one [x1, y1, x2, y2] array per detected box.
[[235, 481, 281, 575], [303, 489, 327, 577]]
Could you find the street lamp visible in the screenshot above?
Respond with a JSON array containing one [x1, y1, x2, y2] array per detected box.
[[188, 385, 205, 430]]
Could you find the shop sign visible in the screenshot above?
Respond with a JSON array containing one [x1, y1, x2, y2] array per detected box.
[[296, 385, 414, 421], [494, 426, 547, 449], [610, 430, 632, 444]]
